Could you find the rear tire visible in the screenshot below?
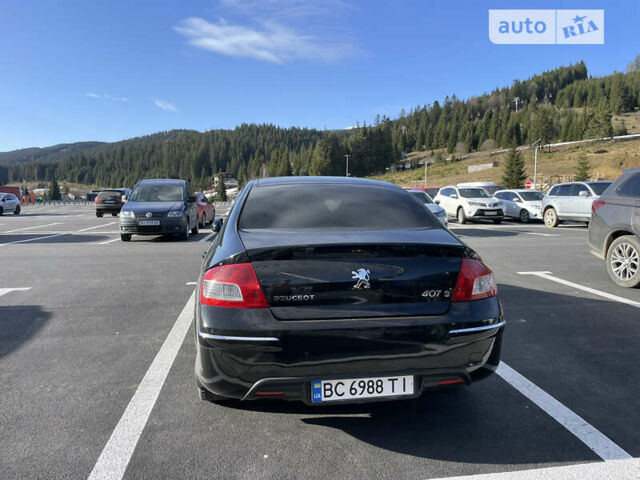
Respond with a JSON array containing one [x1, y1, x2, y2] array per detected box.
[[120, 234, 131, 242], [14, 205, 20, 215], [544, 208, 559, 228], [493, 219, 502, 224], [112, 212, 118, 217], [519, 209, 530, 223], [181, 222, 190, 240], [606, 235, 640, 288], [457, 208, 467, 225], [0, 206, 3, 216], [96, 212, 103, 218], [191, 218, 199, 235]]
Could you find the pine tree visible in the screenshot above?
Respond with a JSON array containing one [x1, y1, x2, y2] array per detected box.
[[574, 154, 591, 181], [48, 178, 61, 200], [215, 174, 227, 201], [501, 148, 527, 189]]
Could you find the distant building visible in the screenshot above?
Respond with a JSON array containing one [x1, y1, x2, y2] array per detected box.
[[468, 161, 499, 174]]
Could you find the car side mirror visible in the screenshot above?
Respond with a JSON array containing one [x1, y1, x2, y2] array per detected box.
[[435, 199, 440, 204], [212, 218, 223, 233], [512, 197, 520, 202], [121, 195, 128, 202], [578, 191, 589, 198], [187, 196, 196, 203], [450, 194, 458, 199]]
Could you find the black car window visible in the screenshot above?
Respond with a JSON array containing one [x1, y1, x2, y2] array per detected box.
[[459, 188, 490, 198], [409, 191, 433, 204], [555, 185, 572, 196], [519, 191, 543, 201], [129, 184, 184, 202], [97, 190, 123, 199], [239, 184, 439, 230], [570, 184, 589, 196], [589, 182, 612, 195], [617, 173, 640, 197]]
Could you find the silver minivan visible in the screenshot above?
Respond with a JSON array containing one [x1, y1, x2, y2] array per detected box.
[[542, 181, 611, 227]]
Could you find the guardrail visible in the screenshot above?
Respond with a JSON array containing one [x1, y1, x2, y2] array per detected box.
[[27, 200, 93, 206]]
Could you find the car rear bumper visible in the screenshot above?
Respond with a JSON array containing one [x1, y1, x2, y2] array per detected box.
[[96, 204, 123, 213], [119, 217, 187, 235], [195, 298, 504, 403]]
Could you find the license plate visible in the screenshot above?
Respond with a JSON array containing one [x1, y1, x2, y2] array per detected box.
[[485, 211, 497, 216], [311, 375, 414, 403], [138, 220, 160, 226]]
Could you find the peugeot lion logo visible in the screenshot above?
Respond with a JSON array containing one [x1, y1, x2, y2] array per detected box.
[[352, 268, 371, 290], [145, 212, 153, 218]]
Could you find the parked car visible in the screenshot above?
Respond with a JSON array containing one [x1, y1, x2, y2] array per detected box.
[[406, 188, 448, 227], [542, 181, 612, 228], [588, 168, 640, 287], [95, 188, 131, 217], [195, 176, 504, 404], [119, 179, 199, 241], [434, 185, 504, 224], [0, 193, 21, 215], [494, 189, 544, 223], [457, 182, 506, 196], [195, 192, 216, 228]]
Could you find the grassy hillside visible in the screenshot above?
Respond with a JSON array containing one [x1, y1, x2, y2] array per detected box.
[[369, 136, 640, 190]]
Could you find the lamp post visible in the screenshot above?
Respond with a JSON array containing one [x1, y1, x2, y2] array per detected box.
[[345, 154, 350, 177], [532, 138, 542, 189]]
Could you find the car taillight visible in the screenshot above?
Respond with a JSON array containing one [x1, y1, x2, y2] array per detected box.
[[200, 263, 268, 308], [592, 200, 606, 213], [95, 198, 102, 202], [451, 258, 498, 302]]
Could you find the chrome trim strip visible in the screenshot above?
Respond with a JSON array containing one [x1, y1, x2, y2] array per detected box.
[[199, 332, 279, 342], [449, 320, 506, 335]]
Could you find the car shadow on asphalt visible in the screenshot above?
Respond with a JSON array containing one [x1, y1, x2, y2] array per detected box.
[[0, 305, 51, 357], [0, 234, 115, 244]]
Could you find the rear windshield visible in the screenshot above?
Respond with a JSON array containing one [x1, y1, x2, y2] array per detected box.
[[97, 190, 123, 199], [409, 191, 433, 204], [129, 184, 184, 202], [459, 188, 490, 198], [239, 184, 439, 230], [519, 191, 543, 201], [589, 182, 612, 195]]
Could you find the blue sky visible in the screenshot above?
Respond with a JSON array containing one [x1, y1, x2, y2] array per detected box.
[[1, 0, 638, 151]]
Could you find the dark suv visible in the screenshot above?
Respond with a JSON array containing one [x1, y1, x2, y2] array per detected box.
[[119, 179, 199, 241], [95, 189, 131, 217], [588, 167, 640, 288]]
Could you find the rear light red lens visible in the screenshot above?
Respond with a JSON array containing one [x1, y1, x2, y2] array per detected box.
[[200, 263, 268, 308], [592, 200, 606, 213], [95, 198, 102, 202], [451, 258, 498, 302]]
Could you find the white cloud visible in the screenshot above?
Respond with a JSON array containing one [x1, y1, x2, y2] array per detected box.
[[174, 16, 355, 64], [85, 92, 128, 102], [154, 98, 178, 112]]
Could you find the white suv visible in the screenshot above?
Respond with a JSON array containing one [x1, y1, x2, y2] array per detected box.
[[434, 186, 504, 224]]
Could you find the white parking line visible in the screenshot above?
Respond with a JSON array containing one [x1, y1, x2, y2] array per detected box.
[[96, 238, 121, 245], [78, 222, 117, 232], [0, 233, 67, 246], [436, 457, 640, 480], [497, 362, 631, 460], [198, 232, 216, 243], [5, 222, 62, 233], [185, 281, 197, 285], [88, 292, 195, 480], [0, 287, 31, 297], [518, 271, 640, 309]]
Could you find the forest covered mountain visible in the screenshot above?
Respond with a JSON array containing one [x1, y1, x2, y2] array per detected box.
[[2, 60, 640, 189]]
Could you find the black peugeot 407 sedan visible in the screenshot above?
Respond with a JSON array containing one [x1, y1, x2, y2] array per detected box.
[[195, 177, 504, 404]]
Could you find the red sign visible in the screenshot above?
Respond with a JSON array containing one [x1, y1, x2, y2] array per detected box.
[[525, 181, 532, 189]]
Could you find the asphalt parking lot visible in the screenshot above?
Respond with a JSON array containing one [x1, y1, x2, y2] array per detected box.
[[1, 205, 639, 479]]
